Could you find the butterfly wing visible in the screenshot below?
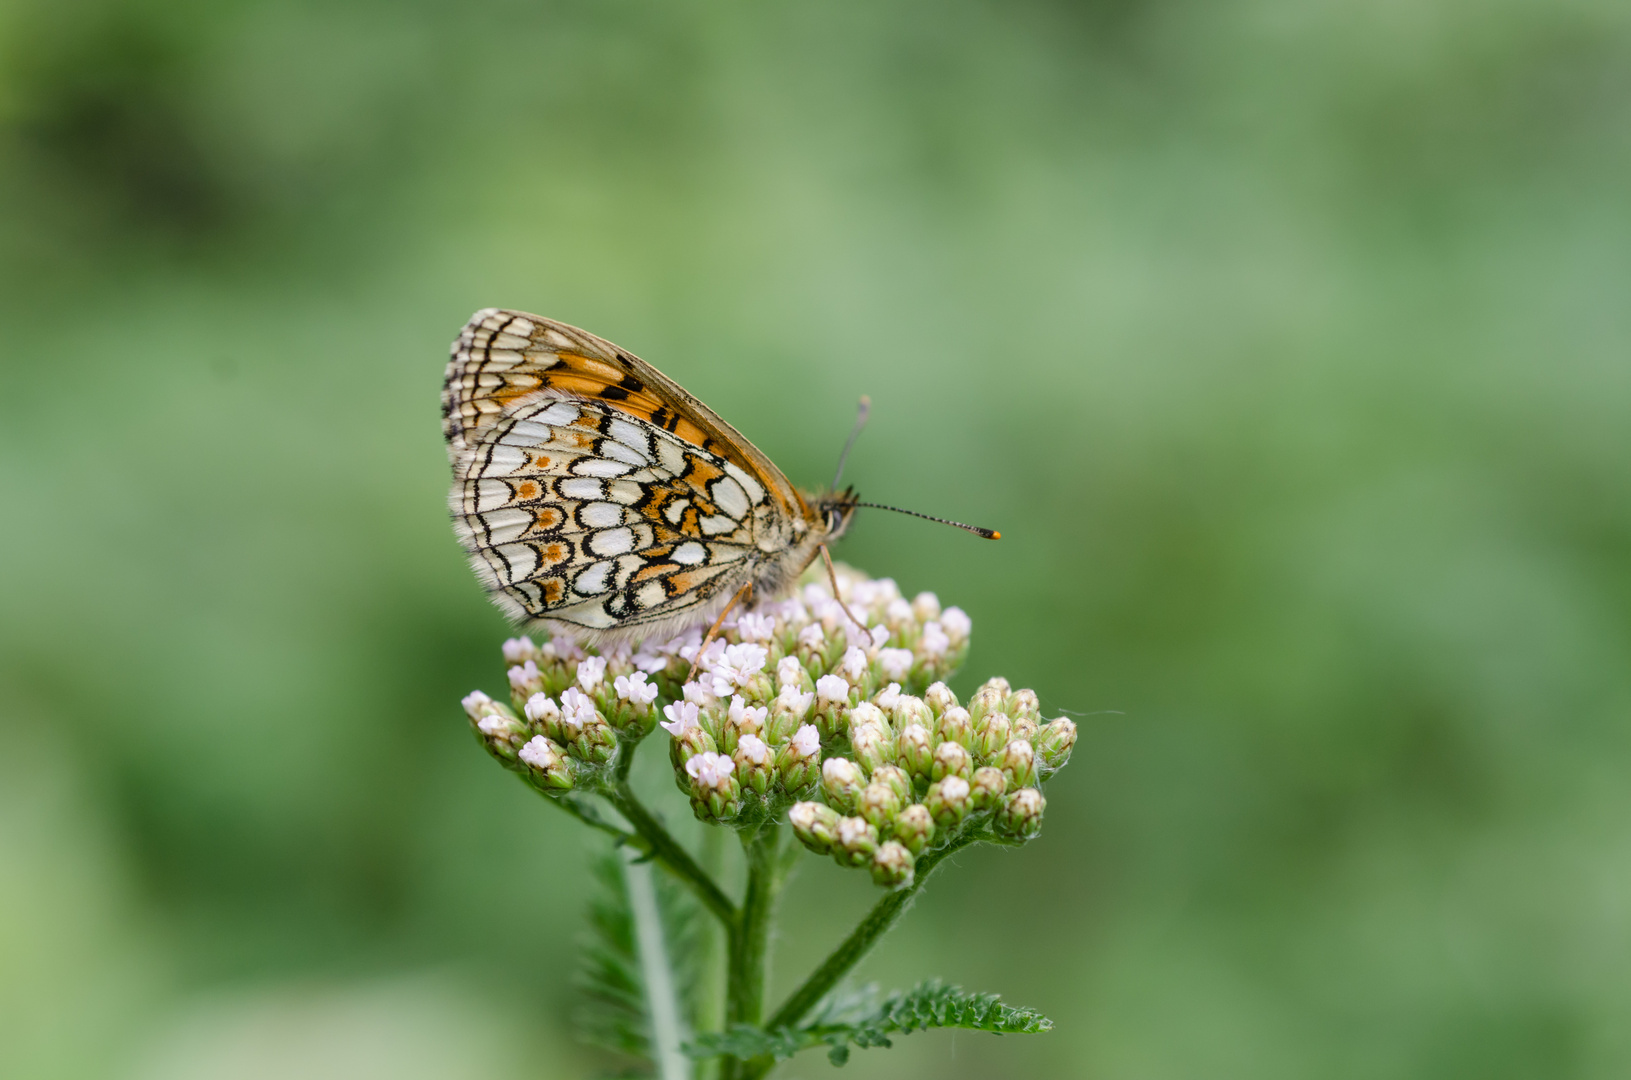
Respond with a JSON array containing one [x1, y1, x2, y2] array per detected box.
[[444, 308, 807, 521], [445, 313, 816, 638]]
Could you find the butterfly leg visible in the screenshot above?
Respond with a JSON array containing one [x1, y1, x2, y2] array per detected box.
[[689, 579, 755, 680], [818, 544, 871, 641]]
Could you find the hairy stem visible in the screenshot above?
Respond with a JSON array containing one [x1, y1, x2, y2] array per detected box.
[[609, 783, 738, 927], [723, 826, 783, 1080], [739, 833, 978, 1079]]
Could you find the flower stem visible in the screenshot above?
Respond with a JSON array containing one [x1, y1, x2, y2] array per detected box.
[[737, 833, 978, 1079], [722, 826, 783, 1079], [623, 845, 692, 1080], [610, 782, 738, 928]]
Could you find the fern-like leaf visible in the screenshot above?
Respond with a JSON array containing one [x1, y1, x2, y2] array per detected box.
[[686, 979, 1050, 1066], [574, 844, 705, 1077]]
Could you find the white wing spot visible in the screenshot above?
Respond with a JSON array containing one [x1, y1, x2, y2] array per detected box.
[[496, 543, 538, 579], [589, 527, 636, 557], [700, 514, 738, 536], [655, 438, 688, 476], [607, 480, 643, 505], [559, 478, 605, 500], [711, 476, 749, 519], [724, 463, 766, 504], [535, 401, 580, 425], [601, 440, 649, 468], [574, 561, 611, 595], [580, 502, 624, 528], [664, 499, 691, 525], [673, 542, 707, 565], [475, 479, 510, 512], [497, 420, 553, 446], [573, 457, 634, 478]]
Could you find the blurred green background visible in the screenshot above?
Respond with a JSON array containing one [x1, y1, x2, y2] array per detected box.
[[3, 0, 1629, 1076]]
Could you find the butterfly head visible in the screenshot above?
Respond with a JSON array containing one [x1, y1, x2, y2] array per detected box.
[[815, 486, 860, 541]]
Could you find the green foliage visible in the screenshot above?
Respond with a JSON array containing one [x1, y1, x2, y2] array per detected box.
[[687, 980, 1051, 1066], [574, 846, 705, 1075]]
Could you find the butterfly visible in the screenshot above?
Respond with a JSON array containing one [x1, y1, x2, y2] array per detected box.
[[442, 308, 861, 643]]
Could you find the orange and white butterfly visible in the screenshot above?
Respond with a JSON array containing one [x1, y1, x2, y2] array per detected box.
[[442, 309, 859, 643]]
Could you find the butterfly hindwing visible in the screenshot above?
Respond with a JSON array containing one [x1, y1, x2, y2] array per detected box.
[[451, 394, 776, 633]]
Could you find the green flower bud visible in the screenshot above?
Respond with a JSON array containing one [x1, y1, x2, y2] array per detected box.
[[1006, 688, 1041, 724], [869, 840, 915, 889], [821, 757, 865, 815], [967, 684, 1007, 726], [517, 735, 575, 792], [892, 803, 935, 855], [993, 738, 1038, 790], [773, 723, 823, 792], [833, 815, 880, 868], [936, 705, 973, 748], [898, 723, 935, 783], [870, 764, 912, 804], [846, 701, 890, 738], [969, 765, 1007, 810], [1035, 718, 1077, 774], [850, 723, 893, 776], [923, 681, 959, 719], [890, 694, 933, 734], [464, 690, 529, 761], [1010, 716, 1039, 744], [931, 740, 973, 784], [857, 781, 902, 831], [790, 801, 841, 854], [995, 787, 1045, 839], [972, 712, 1011, 762], [687, 752, 741, 823], [978, 675, 1013, 698], [812, 673, 854, 741], [733, 733, 774, 795], [925, 775, 972, 828]]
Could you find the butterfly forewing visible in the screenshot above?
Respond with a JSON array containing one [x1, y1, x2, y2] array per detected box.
[[445, 310, 832, 640]]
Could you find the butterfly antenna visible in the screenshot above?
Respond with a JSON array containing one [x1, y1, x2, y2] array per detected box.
[[832, 395, 871, 489], [853, 502, 1002, 540]]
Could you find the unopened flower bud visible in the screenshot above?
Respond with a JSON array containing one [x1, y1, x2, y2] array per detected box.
[[993, 738, 1038, 789], [996, 787, 1045, 839], [890, 694, 932, 733], [768, 684, 814, 742], [517, 735, 574, 791], [869, 840, 915, 888], [813, 674, 852, 740], [857, 781, 902, 831], [776, 654, 808, 689], [790, 801, 841, 854], [507, 660, 544, 704], [720, 695, 767, 757], [1006, 688, 1040, 723], [524, 693, 564, 741], [972, 712, 1011, 762], [871, 764, 912, 804], [670, 726, 718, 789], [733, 733, 774, 794], [1036, 718, 1077, 774], [1010, 716, 1039, 744], [924, 682, 958, 718], [969, 765, 1007, 809], [925, 775, 972, 828], [774, 723, 822, 791], [940, 607, 972, 644], [931, 740, 973, 783], [937, 705, 973, 748], [686, 752, 740, 822], [502, 636, 538, 665], [968, 684, 1007, 726], [465, 692, 528, 759], [911, 591, 941, 623], [821, 757, 865, 814], [877, 647, 914, 684], [898, 723, 935, 782], [833, 816, 879, 868], [558, 687, 616, 763], [847, 701, 888, 737], [892, 803, 935, 855], [849, 723, 893, 776]]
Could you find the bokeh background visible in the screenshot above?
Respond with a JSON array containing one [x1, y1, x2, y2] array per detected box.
[[3, 0, 1630, 1077]]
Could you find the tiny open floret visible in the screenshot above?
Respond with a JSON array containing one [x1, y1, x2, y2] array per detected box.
[[816, 674, 850, 704], [525, 693, 560, 725], [615, 671, 659, 704], [790, 724, 820, 759], [736, 733, 771, 765], [576, 655, 607, 691], [519, 735, 558, 770], [461, 689, 493, 719], [507, 660, 541, 690], [560, 686, 598, 730], [660, 699, 700, 737], [686, 751, 736, 789]]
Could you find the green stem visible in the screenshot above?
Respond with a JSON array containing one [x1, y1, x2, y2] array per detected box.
[[723, 826, 783, 1080], [610, 782, 738, 928], [623, 845, 692, 1080], [740, 833, 978, 1080]]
